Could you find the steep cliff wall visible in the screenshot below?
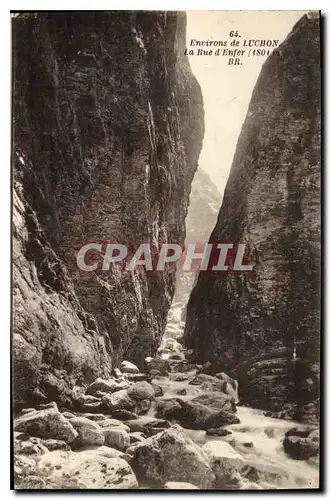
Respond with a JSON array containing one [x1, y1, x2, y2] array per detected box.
[[12, 11, 204, 408], [184, 15, 320, 422]]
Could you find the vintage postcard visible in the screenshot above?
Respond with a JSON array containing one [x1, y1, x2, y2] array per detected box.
[[11, 10, 320, 490]]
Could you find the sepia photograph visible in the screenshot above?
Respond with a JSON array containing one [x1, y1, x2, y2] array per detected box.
[[11, 9, 321, 491]]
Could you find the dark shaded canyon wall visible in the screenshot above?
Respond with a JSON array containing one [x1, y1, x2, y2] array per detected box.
[[183, 15, 320, 422], [12, 11, 204, 407]]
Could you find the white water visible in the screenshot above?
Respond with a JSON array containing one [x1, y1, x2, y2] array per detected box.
[[150, 370, 319, 490]]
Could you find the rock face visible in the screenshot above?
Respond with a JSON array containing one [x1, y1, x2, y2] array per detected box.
[[184, 15, 320, 421], [12, 12, 204, 408]]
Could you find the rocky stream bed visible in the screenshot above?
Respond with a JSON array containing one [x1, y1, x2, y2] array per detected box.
[[13, 340, 319, 490]]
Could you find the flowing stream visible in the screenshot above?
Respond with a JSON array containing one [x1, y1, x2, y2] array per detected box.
[[148, 365, 319, 490]]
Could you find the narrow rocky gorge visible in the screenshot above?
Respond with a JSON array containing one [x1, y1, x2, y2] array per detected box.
[[184, 14, 320, 424], [164, 168, 221, 339], [12, 11, 320, 490]]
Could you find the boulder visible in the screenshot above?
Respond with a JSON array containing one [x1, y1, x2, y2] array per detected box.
[[70, 417, 105, 447], [168, 353, 185, 361], [189, 374, 227, 392], [98, 419, 130, 432], [151, 383, 164, 397], [170, 361, 196, 373], [192, 392, 236, 413], [102, 390, 135, 412], [155, 399, 182, 420], [127, 381, 155, 401], [91, 446, 126, 460], [126, 373, 151, 383], [121, 361, 139, 374], [14, 408, 78, 443], [86, 377, 128, 396], [131, 424, 215, 488], [112, 368, 124, 379], [76, 413, 107, 422], [215, 372, 236, 386], [145, 357, 170, 375], [285, 426, 317, 438], [206, 428, 232, 437], [171, 373, 192, 382], [42, 439, 70, 451], [156, 399, 240, 430], [176, 388, 187, 395], [135, 399, 152, 415], [198, 361, 214, 375], [36, 450, 138, 489], [78, 401, 105, 414], [62, 412, 75, 420], [111, 409, 138, 421], [283, 435, 319, 460], [148, 426, 169, 436], [15, 436, 48, 455], [202, 441, 245, 487], [103, 427, 130, 451], [125, 416, 171, 436], [78, 394, 100, 404], [14, 455, 39, 488], [130, 432, 145, 444], [178, 400, 240, 429], [164, 481, 199, 489]]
